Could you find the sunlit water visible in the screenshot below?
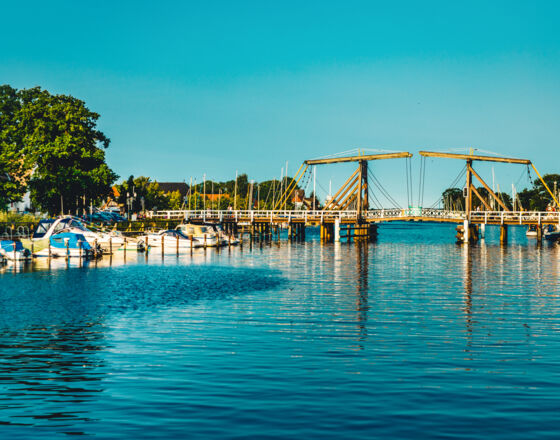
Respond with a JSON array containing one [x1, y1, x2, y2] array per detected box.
[[1, 223, 559, 439]]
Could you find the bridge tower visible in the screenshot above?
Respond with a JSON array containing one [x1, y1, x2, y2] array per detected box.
[[419, 151, 558, 244], [304, 151, 412, 242]]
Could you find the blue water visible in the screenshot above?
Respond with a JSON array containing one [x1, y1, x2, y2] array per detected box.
[[1, 223, 559, 439]]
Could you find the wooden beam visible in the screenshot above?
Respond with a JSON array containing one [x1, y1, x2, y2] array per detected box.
[[419, 151, 531, 165], [468, 164, 509, 211], [327, 179, 359, 210], [324, 167, 359, 209], [340, 190, 359, 210], [305, 152, 412, 165], [471, 185, 491, 211]]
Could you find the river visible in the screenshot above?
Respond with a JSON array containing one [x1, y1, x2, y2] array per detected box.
[[0, 223, 559, 439]]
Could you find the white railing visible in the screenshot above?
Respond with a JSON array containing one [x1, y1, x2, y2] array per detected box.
[[152, 208, 560, 224], [152, 208, 466, 221], [469, 211, 560, 224]]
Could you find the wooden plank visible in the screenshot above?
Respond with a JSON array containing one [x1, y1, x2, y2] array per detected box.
[[305, 152, 412, 165], [419, 151, 531, 165]]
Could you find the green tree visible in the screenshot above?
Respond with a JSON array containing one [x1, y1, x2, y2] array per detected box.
[[0, 85, 118, 214], [115, 176, 171, 213], [441, 188, 463, 210], [0, 85, 31, 208], [168, 190, 183, 210]]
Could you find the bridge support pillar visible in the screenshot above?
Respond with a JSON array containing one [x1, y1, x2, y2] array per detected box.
[[369, 223, 378, 242], [537, 225, 543, 242], [463, 219, 470, 243], [334, 219, 341, 242], [320, 223, 334, 243], [480, 223, 486, 239], [500, 225, 508, 244]]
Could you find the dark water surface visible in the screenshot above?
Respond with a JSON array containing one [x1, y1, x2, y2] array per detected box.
[[1, 223, 559, 439]]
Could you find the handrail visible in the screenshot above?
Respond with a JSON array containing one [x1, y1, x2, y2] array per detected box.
[[150, 208, 560, 223]]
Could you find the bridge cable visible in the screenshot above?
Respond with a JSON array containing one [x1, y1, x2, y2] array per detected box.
[[367, 168, 402, 208], [426, 165, 467, 209]]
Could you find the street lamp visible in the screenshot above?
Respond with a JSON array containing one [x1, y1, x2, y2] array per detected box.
[[126, 187, 137, 220]]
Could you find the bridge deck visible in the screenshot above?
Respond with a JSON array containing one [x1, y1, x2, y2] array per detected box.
[[151, 209, 560, 226]]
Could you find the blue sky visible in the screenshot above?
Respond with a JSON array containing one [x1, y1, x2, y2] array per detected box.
[[1, 1, 559, 206]]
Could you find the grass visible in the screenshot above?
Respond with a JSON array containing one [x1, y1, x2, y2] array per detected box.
[[0, 211, 42, 223]]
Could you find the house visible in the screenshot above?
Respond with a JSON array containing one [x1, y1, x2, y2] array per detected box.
[[292, 189, 320, 210], [157, 182, 190, 199]]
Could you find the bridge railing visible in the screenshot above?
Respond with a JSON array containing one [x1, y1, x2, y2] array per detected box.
[[151, 209, 559, 225], [470, 211, 560, 224], [152, 208, 466, 221]]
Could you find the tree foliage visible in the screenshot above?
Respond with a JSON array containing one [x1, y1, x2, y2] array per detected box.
[[115, 175, 172, 212], [0, 85, 118, 214]]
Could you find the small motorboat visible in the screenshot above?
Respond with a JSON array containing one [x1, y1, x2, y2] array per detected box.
[[33, 232, 95, 258], [526, 225, 539, 238], [146, 230, 202, 251], [544, 225, 560, 242], [175, 224, 219, 247], [0, 240, 32, 262], [203, 223, 239, 246], [30, 216, 145, 253]]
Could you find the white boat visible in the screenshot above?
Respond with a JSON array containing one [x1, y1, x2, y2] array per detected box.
[[146, 230, 202, 251], [33, 232, 95, 258], [204, 223, 239, 246], [526, 225, 538, 237], [175, 223, 220, 247], [29, 216, 145, 253], [0, 240, 32, 261]]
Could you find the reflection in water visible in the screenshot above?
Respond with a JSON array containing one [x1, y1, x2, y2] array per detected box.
[[462, 245, 473, 356], [356, 241, 369, 342], [0, 323, 105, 433]]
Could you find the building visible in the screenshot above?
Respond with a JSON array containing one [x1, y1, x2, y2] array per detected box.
[[157, 182, 190, 199]]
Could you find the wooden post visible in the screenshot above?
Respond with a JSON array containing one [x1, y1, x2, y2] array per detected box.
[[109, 237, 112, 255], [176, 234, 179, 256], [537, 225, 543, 242], [161, 234, 164, 255], [500, 224, 508, 244]]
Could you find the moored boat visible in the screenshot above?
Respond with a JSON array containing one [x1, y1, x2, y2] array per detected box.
[[33, 232, 95, 258], [146, 230, 202, 251], [544, 225, 560, 242], [31, 216, 145, 253], [0, 240, 32, 261], [175, 223, 220, 247], [526, 225, 538, 237]]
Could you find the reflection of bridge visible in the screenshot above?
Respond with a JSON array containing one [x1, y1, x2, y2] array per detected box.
[[161, 150, 559, 243]]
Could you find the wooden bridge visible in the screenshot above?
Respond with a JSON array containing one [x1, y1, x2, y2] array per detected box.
[[155, 150, 559, 243]]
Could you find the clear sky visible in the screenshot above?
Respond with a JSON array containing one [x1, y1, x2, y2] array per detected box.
[[1, 1, 559, 206]]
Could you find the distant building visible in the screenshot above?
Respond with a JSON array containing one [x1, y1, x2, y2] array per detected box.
[[157, 182, 190, 199], [202, 193, 230, 202], [292, 189, 320, 210]]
